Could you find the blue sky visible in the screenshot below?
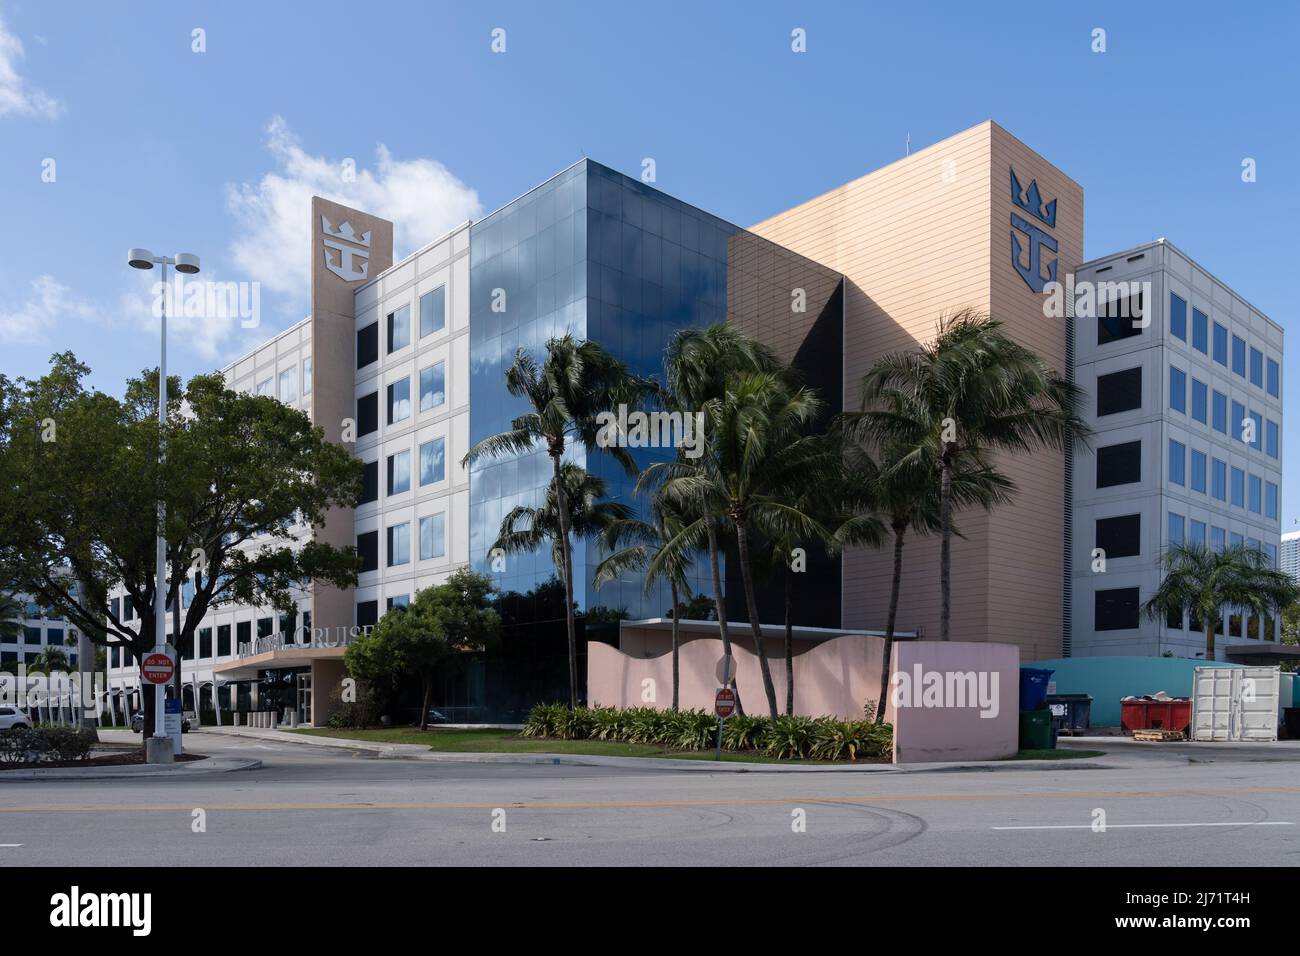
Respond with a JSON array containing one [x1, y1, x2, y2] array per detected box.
[[2, 0, 1298, 513]]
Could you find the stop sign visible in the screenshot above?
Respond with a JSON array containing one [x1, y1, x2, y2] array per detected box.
[[142, 653, 175, 685], [714, 687, 736, 719]]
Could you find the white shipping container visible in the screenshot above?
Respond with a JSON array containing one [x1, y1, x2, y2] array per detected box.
[[1191, 666, 1279, 742]]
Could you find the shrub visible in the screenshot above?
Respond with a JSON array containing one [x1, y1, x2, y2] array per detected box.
[[522, 703, 568, 738], [761, 715, 817, 759], [0, 728, 44, 765], [553, 706, 594, 740], [721, 714, 769, 751], [671, 710, 718, 751], [40, 726, 95, 761]]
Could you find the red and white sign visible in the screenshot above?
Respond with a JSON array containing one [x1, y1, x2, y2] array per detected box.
[[142, 653, 175, 685], [714, 687, 736, 719]]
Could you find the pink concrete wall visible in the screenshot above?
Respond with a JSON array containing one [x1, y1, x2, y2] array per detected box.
[[889, 641, 1020, 763], [588, 633, 887, 720]]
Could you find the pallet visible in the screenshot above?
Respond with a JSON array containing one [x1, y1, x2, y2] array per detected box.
[[1131, 729, 1187, 742]]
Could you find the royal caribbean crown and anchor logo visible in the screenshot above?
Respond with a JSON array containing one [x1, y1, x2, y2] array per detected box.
[[1010, 168, 1057, 294], [321, 216, 372, 282]]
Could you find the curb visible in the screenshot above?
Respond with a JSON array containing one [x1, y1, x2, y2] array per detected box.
[[0, 757, 262, 781]]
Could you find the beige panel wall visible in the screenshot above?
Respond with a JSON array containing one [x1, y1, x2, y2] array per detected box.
[[309, 197, 394, 646], [750, 121, 1082, 660]]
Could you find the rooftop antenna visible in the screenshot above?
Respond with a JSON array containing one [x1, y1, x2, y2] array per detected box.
[[905, 132, 911, 157]]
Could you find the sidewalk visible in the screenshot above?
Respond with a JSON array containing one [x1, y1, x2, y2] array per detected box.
[[0, 755, 262, 781], [199, 725, 1117, 774]]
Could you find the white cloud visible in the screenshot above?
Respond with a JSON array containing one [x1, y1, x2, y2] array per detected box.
[[0, 275, 96, 345], [225, 117, 481, 296], [0, 12, 61, 119]]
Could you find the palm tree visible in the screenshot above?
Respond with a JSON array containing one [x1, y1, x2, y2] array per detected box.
[[593, 495, 696, 710], [492, 463, 635, 705], [463, 336, 644, 709], [858, 309, 1088, 641], [1145, 543, 1299, 661]]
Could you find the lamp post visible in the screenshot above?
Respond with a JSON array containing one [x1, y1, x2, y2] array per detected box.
[[127, 249, 199, 763]]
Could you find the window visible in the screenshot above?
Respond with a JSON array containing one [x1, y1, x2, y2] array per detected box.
[[1098, 291, 1144, 345], [1169, 293, 1186, 341], [1191, 379, 1207, 424], [1266, 481, 1278, 519], [237, 620, 251, 649], [1095, 588, 1140, 631], [1213, 323, 1228, 366], [257, 617, 273, 639], [419, 513, 446, 560], [1097, 441, 1142, 488], [357, 322, 379, 368], [199, 627, 212, 659], [419, 437, 445, 486], [1190, 449, 1206, 493], [1211, 458, 1227, 501], [357, 600, 378, 630], [217, 624, 231, 657], [1250, 410, 1263, 450], [1211, 526, 1226, 551], [388, 304, 410, 354], [109, 597, 120, 620], [419, 361, 446, 412], [387, 595, 410, 611], [278, 367, 297, 402], [1232, 401, 1246, 442], [1212, 390, 1227, 433], [1266, 543, 1278, 567], [1230, 531, 1244, 548], [1168, 366, 1186, 413], [1267, 358, 1279, 397], [1096, 367, 1141, 416], [1232, 334, 1246, 377], [420, 286, 446, 338], [1095, 514, 1140, 558], [388, 378, 411, 425], [387, 522, 411, 567], [1266, 420, 1279, 458], [256, 377, 273, 397], [123, 600, 133, 622], [1189, 520, 1206, 546], [360, 460, 379, 504], [357, 531, 378, 573], [1166, 606, 1184, 630], [1168, 439, 1185, 486], [302, 356, 312, 395], [1168, 512, 1185, 545], [1249, 474, 1262, 514], [1231, 467, 1245, 507], [357, 392, 378, 437], [388, 450, 411, 496], [1250, 348, 1263, 388], [1192, 308, 1208, 354]]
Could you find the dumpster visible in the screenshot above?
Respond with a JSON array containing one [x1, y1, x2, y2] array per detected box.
[[1120, 696, 1191, 736], [1020, 667, 1055, 712], [1019, 708, 1055, 750], [1047, 693, 1093, 735]]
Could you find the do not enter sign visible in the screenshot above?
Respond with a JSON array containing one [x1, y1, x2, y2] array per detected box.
[[714, 687, 736, 719], [142, 653, 175, 685]]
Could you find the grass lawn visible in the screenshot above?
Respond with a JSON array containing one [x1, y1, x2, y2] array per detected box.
[[1009, 748, 1105, 760], [288, 726, 881, 765]]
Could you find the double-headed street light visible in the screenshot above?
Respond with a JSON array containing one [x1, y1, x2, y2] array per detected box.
[[127, 249, 200, 762]]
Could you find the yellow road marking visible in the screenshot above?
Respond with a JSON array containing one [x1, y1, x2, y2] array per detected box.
[[0, 786, 1298, 814]]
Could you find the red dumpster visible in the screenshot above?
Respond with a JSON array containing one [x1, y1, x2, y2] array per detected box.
[[1121, 697, 1191, 736]]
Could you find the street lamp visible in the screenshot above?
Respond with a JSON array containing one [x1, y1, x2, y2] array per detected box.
[[127, 249, 200, 763]]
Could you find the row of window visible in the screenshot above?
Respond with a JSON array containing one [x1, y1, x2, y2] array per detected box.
[[1167, 439, 1278, 518], [358, 286, 447, 370], [1170, 293, 1279, 398], [357, 513, 448, 572], [1166, 511, 1277, 563], [355, 436, 447, 505], [106, 610, 317, 668], [355, 362, 447, 438], [1168, 365, 1279, 458], [1, 626, 65, 646], [0, 651, 77, 666], [254, 356, 313, 404], [1095, 586, 1277, 639]]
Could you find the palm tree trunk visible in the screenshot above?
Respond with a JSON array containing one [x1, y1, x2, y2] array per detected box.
[[734, 519, 779, 719], [1205, 614, 1216, 662], [550, 454, 579, 710], [705, 519, 743, 716], [419, 676, 432, 731], [784, 567, 794, 716], [670, 579, 680, 711], [940, 452, 953, 641], [876, 522, 907, 724]]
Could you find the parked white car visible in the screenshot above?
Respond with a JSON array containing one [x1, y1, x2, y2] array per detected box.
[[0, 706, 33, 730]]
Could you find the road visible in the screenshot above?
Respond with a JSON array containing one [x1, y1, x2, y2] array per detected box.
[[2, 731, 1298, 866]]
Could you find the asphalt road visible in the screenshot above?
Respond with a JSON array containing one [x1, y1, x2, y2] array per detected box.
[[2, 731, 1298, 866]]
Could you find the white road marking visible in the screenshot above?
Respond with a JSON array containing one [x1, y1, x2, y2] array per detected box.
[[0, 843, 23, 847], [994, 821, 1294, 830]]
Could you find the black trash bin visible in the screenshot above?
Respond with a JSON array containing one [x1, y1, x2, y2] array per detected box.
[[1046, 694, 1093, 735], [1284, 707, 1300, 739]]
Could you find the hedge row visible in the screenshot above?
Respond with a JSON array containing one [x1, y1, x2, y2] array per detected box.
[[522, 703, 892, 761], [0, 726, 96, 765]]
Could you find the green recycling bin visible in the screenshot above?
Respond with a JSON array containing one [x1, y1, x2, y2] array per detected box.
[[1018, 708, 1055, 750]]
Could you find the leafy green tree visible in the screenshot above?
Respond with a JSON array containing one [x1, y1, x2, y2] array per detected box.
[[462, 336, 645, 709], [857, 310, 1088, 641], [29, 646, 69, 674], [673, 592, 715, 621], [1145, 543, 1299, 661], [0, 354, 364, 743], [0, 594, 22, 643]]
